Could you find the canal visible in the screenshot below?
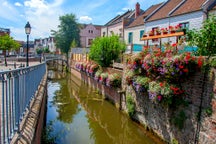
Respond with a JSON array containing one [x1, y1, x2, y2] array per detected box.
[[44, 70, 164, 144]]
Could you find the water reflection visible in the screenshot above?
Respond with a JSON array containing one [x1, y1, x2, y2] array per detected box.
[[46, 70, 163, 144]]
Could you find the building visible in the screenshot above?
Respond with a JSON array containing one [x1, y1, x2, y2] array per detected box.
[[101, 3, 143, 41], [34, 37, 57, 53], [143, 0, 216, 49], [124, 3, 163, 53], [79, 24, 102, 48]]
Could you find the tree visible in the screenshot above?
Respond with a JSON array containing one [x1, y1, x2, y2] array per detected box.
[[0, 35, 20, 66], [187, 15, 216, 57], [52, 14, 80, 64], [89, 35, 126, 67]]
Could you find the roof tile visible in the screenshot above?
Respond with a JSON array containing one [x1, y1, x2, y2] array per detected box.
[[127, 3, 163, 28], [147, 0, 183, 21], [171, 0, 207, 16]]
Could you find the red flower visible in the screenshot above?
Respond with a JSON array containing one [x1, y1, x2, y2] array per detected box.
[[197, 56, 203, 67], [160, 82, 164, 87], [157, 95, 162, 101], [172, 43, 177, 47], [183, 68, 189, 73], [179, 65, 184, 69]]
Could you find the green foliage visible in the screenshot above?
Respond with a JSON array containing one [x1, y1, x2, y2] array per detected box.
[[36, 47, 50, 54], [205, 107, 213, 116], [210, 58, 216, 67], [71, 39, 77, 48], [41, 121, 57, 144], [171, 110, 186, 130], [126, 95, 135, 117], [187, 15, 216, 56], [44, 47, 50, 53], [0, 35, 20, 51], [171, 138, 179, 144], [52, 13, 80, 61], [89, 35, 126, 67], [0, 35, 20, 65], [36, 48, 43, 54]]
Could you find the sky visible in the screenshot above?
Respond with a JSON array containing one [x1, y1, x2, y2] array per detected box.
[[0, 0, 165, 41]]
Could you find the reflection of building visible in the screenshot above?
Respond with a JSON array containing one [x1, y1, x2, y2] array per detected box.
[[0, 28, 10, 56], [70, 48, 90, 62], [80, 24, 102, 48], [34, 37, 57, 53]]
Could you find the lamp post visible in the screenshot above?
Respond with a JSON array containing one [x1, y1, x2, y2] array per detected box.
[[25, 21, 31, 67]]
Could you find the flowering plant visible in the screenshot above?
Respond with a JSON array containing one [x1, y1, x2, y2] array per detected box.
[[99, 72, 108, 84], [161, 28, 168, 34], [94, 70, 102, 81], [106, 73, 121, 88], [133, 76, 150, 93], [126, 51, 204, 105]]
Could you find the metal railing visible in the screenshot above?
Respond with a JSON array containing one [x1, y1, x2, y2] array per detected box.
[[0, 63, 46, 144]]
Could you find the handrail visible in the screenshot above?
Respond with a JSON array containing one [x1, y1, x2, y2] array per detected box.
[[0, 63, 46, 143]]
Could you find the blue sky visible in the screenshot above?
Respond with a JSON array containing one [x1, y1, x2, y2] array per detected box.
[[0, 0, 165, 41]]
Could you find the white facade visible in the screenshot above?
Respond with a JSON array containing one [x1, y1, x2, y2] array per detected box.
[[144, 11, 204, 45], [124, 25, 144, 45]]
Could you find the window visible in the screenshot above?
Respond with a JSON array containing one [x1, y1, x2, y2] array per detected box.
[[128, 32, 133, 44], [103, 32, 106, 37], [88, 39, 93, 45], [140, 30, 144, 39], [180, 22, 189, 31]]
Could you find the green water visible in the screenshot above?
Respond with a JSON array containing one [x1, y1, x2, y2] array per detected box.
[[45, 70, 163, 144]]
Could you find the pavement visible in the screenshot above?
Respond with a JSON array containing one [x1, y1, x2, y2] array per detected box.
[[0, 61, 41, 72]]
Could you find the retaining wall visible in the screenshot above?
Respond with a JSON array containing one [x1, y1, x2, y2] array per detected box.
[[71, 63, 216, 144]]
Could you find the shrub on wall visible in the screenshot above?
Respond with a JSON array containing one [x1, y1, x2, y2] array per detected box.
[[126, 48, 203, 106], [126, 95, 135, 117]]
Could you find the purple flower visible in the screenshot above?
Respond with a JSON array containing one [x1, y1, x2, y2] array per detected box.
[[148, 91, 157, 100]]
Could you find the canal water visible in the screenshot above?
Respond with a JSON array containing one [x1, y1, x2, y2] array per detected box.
[[44, 70, 163, 144]]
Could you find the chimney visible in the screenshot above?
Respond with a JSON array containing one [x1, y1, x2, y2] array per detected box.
[[135, 2, 140, 18]]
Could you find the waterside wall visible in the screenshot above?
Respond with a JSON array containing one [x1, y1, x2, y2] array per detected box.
[[70, 64, 216, 144]]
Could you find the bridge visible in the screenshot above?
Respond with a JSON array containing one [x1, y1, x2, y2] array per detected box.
[[0, 54, 66, 143]]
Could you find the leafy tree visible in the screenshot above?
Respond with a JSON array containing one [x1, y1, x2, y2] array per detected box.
[[89, 35, 126, 67], [52, 14, 80, 64], [36, 48, 43, 54], [71, 39, 77, 48], [0, 35, 20, 66], [44, 47, 50, 53], [187, 15, 216, 57]]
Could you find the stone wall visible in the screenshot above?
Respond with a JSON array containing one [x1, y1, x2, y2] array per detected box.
[[70, 67, 122, 107], [70, 63, 216, 144], [122, 64, 216, 144]]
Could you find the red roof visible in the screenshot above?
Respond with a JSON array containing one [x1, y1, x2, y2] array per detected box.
[[147, 0, 182, 21], [171, 0, 207, 16], [127, 3, 163, 28]]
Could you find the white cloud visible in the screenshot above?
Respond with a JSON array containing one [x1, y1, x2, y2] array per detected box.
[[0, 1, 21, 21], [23, 0, 64, 39], [79, 16, 92, 23], [14, 2, 23, 7], [122, 7, 129, 11]]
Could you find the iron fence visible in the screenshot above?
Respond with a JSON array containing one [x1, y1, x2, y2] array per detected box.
[[0, 63, 46, 144]]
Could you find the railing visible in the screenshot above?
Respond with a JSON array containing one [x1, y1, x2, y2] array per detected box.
[[0, 63, 46, 144]]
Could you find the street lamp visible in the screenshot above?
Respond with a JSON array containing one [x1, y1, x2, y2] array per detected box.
[[25, 21, 31, 67]]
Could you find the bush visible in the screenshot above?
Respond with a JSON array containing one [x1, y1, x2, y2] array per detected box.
[[126, 95, 135, 117]]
